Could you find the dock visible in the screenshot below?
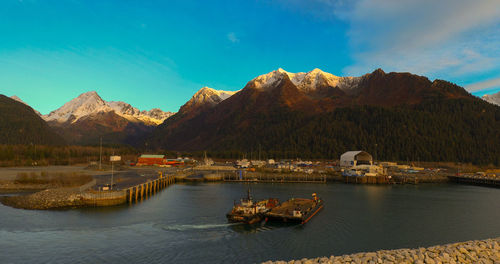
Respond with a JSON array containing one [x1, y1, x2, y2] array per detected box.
[[448, 175, 500, 188], [223, 171, 327, 183], [125, 174, 176, 203], [81, 174, 176, 206]]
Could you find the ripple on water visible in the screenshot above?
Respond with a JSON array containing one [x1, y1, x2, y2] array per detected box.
[[1, 183, 500, 264]]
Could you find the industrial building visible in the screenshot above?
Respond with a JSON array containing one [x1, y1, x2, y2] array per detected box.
[[136, 154, 166, 166], [340, 151, 373, 167]]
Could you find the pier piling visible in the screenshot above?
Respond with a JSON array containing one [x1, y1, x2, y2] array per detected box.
[[125, 175, 175, 204]]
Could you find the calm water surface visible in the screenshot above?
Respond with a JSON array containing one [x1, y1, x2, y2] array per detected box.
[[1, 183, 499, 263]]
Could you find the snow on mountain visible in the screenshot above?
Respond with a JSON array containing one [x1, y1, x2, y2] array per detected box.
[[186, 87, 238, 107], [249, 68, 363, 92], [108, 101, 174, 125], [43, 91, 111, 123], [43, 91, 173, 125], [482, 91, 500, 106], [10, 95, 42, 116]]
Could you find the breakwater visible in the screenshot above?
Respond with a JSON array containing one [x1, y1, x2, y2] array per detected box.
[[0, 175, 176, 209], [0, 187, 86, 209], [263, 237, 500, 264]]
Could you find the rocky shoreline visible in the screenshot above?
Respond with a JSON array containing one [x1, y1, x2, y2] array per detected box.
[[263, 237, 500, 264], [0, 187, 85, 209]]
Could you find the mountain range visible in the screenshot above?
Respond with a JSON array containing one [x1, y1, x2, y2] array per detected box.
[[1, 68, 499, 164], [41, 91, 173, 145], [148, 68, 500, 165]]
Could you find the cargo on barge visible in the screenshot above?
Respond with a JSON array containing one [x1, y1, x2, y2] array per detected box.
[[226, 189, 279, 224], [265, 193, 323, 224]]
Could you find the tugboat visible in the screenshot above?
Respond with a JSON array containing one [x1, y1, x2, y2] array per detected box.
[[226, 189, 279, 224], [265, 193, 323, 224]]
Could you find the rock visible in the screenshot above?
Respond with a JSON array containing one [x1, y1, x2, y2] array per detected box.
[[263, 237, 500, 264], [319, 257, 329, 263], [424, 256, 435, 264], [459, 247, 469, 254], [457, 256, 466, 263]]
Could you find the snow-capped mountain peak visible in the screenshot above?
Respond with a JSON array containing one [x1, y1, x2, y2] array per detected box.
[[482, 91, 500, 106], [190, 87, 238, 106], [43, 91, 173, 125], [249, 68, 363, 92], [250, 69, 291, 90], [43, 91, 111, 123], [178, 87, 239, 115]]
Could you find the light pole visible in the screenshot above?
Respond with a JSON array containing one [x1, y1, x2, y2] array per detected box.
[[99, 137, 102, 170]]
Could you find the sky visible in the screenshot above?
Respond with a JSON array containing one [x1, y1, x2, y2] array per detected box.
[[0, 0, 499, 114]]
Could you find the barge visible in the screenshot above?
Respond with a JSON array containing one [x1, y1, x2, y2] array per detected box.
[[226, 189, 279, 224], [265, 193, 323, 224]]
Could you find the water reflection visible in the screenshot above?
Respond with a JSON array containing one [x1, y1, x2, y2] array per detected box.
[[0, 183, 499, 264]]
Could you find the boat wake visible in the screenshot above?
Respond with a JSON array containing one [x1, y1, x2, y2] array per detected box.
[[159, 223, 240, 232]]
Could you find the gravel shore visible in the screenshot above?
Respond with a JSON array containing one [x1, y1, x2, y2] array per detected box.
[[0, 187, 84, 209], [263, 237, 500, 264]]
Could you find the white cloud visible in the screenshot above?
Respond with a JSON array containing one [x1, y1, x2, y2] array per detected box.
[[279, 0, 500, 84], [466, 77, 500, 92], [227, 32, 239, 43], [340, 0, 500, 79]]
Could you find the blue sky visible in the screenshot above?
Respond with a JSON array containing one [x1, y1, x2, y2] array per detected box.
[[0, 0, 499, 114]]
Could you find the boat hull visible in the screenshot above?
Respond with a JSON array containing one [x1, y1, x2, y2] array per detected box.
[[226, 213, 264, 225], [265, 199, 323, 224]]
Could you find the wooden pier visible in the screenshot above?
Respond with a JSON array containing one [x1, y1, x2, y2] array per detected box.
[[125, 174, 176, 203], [80, 174, 176, 206], [223, 171, 326, 183], [448, 175, 500, 188]]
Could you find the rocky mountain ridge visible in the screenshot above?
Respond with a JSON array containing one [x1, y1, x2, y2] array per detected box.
[[43, 91, 174, 125]]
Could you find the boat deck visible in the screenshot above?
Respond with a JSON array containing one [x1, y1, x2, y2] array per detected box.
[[265, 198, 323, 224], [267, 198, 314, 216]]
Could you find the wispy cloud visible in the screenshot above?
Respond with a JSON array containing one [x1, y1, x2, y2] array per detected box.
[[227, 32, 239, 43], [277, 0, 500, 91], [466, 77, 500, 92], [339, 0, 500, 80]]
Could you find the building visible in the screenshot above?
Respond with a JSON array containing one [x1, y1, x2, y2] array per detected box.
[[137, 154, 166, 166], [340, 151, 373, 167]]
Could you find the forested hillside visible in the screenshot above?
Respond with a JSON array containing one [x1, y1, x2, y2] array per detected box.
[[148, 70, 500, 165], [0, 95, 64, 145]]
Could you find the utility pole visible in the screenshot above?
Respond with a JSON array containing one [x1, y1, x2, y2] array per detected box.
[[111, 151, 114, 190], [99, 137, 102, 170]]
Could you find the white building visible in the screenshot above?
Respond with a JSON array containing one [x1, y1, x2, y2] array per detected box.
[[340, 151, 373, 167]]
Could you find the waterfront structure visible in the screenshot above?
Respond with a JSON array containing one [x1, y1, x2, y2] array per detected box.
[[340, 151, 373, 167], [137, 154, 166, 166]]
